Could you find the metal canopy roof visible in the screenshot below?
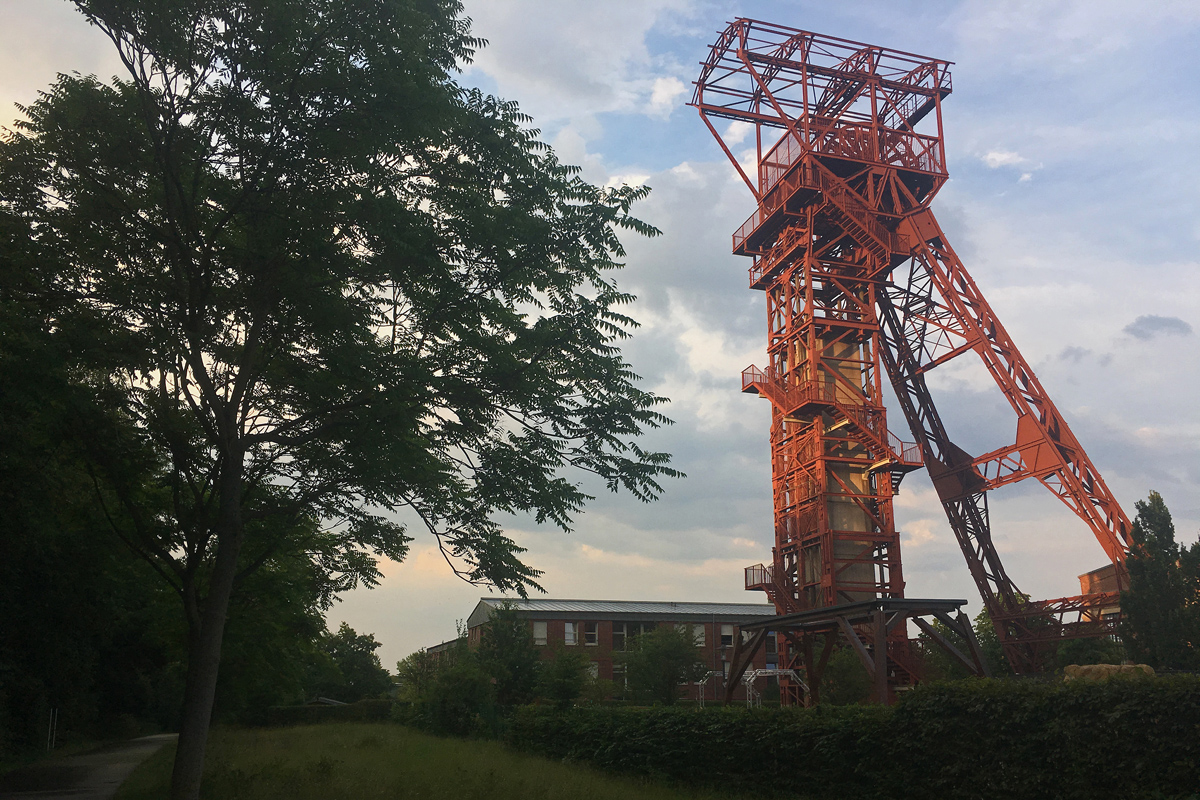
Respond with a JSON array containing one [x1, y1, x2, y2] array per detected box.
[[738, 598, 969, 632], [466, 597, 777, 628]]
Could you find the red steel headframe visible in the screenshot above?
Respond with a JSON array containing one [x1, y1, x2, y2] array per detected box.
[[692, 18, 1131, 676]]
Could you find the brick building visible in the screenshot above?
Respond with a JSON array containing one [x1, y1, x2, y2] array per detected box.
[[465, 598, 779, 702]]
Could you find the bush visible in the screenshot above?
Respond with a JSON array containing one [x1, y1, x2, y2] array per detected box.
[[264, 699, 393, 726], [621, 625, 707, 706], [411, 660, 498, 738], [505, 676, 1200, 800], [894, 676, 1200, 799], [536, 646, 592, 709]]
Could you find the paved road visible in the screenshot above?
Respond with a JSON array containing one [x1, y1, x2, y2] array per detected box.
[[0, 734, 176, 800]]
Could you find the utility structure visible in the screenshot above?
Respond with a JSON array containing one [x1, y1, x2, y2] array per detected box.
[[692, 19, 1131, 699]]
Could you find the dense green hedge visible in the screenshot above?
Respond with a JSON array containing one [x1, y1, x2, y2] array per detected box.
[[264, 699, 395, 726], [505, 676, 1200, 800]]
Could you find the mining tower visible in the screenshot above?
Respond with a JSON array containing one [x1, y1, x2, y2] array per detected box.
[[693, 19, 1132, 704]]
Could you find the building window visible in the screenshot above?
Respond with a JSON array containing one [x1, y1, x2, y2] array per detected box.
[[612, 663, 627, 690], [721, 624, 734, 648], [765, 631, 777, 655], [611, 622, 656, 651], [565, 622, 577, 646], [588, 662, 600, 679], [584, 622, 598, 646], [675, 623, 704, 646], [533, 621, 547, 646]]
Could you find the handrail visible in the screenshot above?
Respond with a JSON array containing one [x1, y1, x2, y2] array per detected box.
[[745, 563, 773, 590], [758, 117, 945, 193], [742, 364, 921, 466], [733, 159, 906, 261]]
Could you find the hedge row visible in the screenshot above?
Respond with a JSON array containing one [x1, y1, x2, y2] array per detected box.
[[505, 676, 1200, 800], [263, 699, 395, 726]]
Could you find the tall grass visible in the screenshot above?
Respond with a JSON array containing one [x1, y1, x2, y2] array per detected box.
[[115, 723, 744, 800]]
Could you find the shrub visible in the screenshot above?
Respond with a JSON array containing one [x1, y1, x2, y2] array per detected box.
[[505, 676, 1200, 800], [264, 699, 394, 726], [621, 625, 707, 706], [536, 646, 592, 709]]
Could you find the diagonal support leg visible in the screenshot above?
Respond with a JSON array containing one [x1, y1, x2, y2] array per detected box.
[[722, 628, 768, 705], [914, 616, 985, 677]]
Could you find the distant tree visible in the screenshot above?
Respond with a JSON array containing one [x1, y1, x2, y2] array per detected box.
[[396, 643, 460, 703], [818, 646, 873, 705], [537, 646, 591, 709], [912, 618, 974, 682], [316, 624, 394, 702], [1054, 636, 1124, 669], [1121, 491, 1200, 670], [0, 1, 678, 796], [622, 625, 707, 705], [420, 657, 495, 737], [476, 604, 541, 707], [211, 536, 347, 720]]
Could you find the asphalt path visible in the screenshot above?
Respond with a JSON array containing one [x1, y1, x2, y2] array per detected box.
[[0, 734, 176, 800]]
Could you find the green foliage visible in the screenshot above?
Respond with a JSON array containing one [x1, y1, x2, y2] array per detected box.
[[1121, 491, 1200, 670], [1054, 635, 1125, 669], [115, 723, 730, 800], [507, 676, 1200, 799], [263, 700, 394, 727], [476, 605, 540, 707], [312, 624, 394, 703], [396, 645, 460, 703], [416, 657, 497, 738], [972, 606, 1018, 676], [537, 647, 592, 709], [817, 646, 873, 705], [3, 0, 677, 790], [622, 625, 707, 706], [0, 279, 182, 755], [395, 638, 496, 736]]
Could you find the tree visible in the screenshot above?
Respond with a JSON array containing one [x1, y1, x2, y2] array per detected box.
[[536, 646, 591, 709], [1121, 491, 1200, 670], [817, 646, 873, 705], [1054, 636, 1123, 670], [315, 623, 393, 702], [396, 645, 455, 703], [0, 1, 677, 795], [476, 604, 540, 707], [622, 625, 707, 705], [0, 262, 183, 752]]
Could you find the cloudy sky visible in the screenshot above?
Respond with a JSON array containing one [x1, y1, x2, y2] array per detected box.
[[4, 1, 1199, 667]]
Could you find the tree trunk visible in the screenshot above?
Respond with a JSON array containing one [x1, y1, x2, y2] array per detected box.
[[169, 458, 244, 800]]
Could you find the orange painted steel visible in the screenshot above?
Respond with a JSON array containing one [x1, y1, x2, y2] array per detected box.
[[693, 19, 1131, 680]]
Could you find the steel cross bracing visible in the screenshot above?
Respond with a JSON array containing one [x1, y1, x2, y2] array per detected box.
[[693, 18, 1131, 680]]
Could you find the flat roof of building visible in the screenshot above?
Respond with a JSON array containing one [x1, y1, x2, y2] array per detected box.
[[467, 597, 777, 628]]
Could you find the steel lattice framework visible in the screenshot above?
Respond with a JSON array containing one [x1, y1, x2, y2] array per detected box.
[[692, 19, 1131, 686]]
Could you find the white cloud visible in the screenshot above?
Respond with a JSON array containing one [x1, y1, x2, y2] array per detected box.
[[648, 76, 687, 119], [461, 0, 693, 124], [981, 150, 1024, 168], [723, 120, 754, 146]]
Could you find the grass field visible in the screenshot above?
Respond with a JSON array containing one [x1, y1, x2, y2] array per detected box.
[[115, 723, 744, 800]]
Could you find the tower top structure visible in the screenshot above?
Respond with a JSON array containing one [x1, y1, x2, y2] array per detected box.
[[693, 20, 951, 209]]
